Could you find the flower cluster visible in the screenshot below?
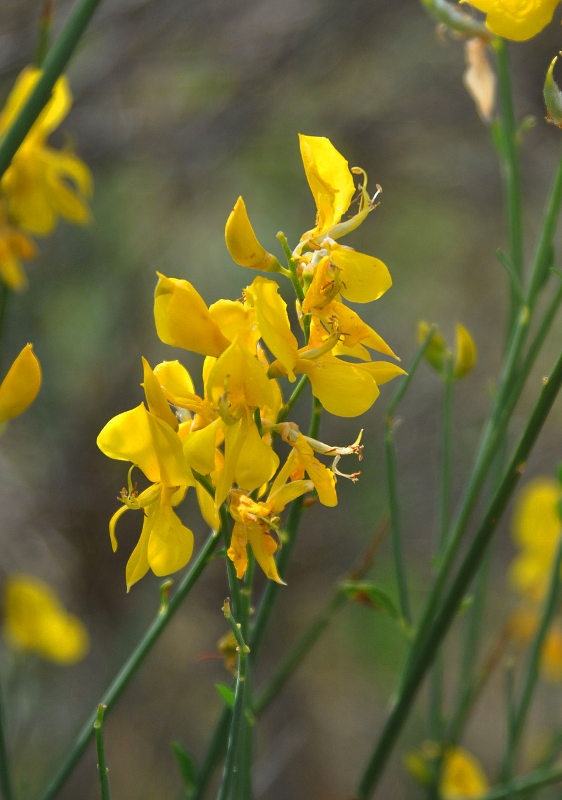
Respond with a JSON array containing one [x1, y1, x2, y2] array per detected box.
[[0, 67, 92, 289], [98, 135, 404, 590]]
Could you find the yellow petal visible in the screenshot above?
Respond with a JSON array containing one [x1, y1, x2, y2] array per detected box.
[[154, 273, 230, 357], [245, 276, 299, 380], [126, 515, 152, 591], [268, 478, 315, 514], [196, 480, 220, 530], [146, 498, 194, 577], [209, 298, 260, 351], [0, 343, 41, 422], [468, 0, 559, 40], [227, 522, 249, 580], [182, 417, 222, 475], [153, 360, 197, 405], [298, 355, 380, 417], [356, 361, 407, 385], [0, 69, 71, 139], [234, 415, 279, 492], [299, 134, 355, 238], [292, 435, 337, 507], [512, 478, 560, 551], [247, 525, 286, 584], [3, 574, 89, 665], [329, 243, 392, 303], [97, 403, 191, 486], [141, 357, 179, 430], [329, 301, 398, 358], [225, 196, 278, 271], [454, 323, 477, 378]]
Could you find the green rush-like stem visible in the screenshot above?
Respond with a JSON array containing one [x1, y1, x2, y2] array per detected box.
[[0, 285, 11, 369], [254, 589, 347, 715], [356, 347, 562, 799], [0, 0, 103, 180], [35, 0, 54, 67], [216, 647, 248, 800], [387, 326, 437, 418], [276, 376, 309, 424], [503, 661, 517, 789], [93, 705, 111, 800], [481, 766, 562, 800], [494, 38, 523, 339], [384, 423, 411, 625], [500, 533, 562, 783], [383, 326, 437, 625], [0, 676, 14, 800], [219, 504, 242, 621], [36, 531, 220, 800], [231, 555, 255, 800], [187, 707, 231, 800], [276, 232, 304, 305]]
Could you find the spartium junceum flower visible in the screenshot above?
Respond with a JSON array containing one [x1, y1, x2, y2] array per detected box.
[[406, 742, 489, 799], [462, 0, 561, 40], [3, 574, 89, 665], [0, 67, 92, 236], [99, 135, 404, 589]]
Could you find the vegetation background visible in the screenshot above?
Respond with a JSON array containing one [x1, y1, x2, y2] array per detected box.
[[0, 1, 561, 797]]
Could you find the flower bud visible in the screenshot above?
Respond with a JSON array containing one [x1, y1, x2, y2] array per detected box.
[[225, 196, 280, 271], [454, 322, 477, 378], [417, 320, 448, 373], [544, 53, 562, 129]]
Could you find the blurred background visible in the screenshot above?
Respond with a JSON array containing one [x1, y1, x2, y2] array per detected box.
[[0, 0, 561, 797]]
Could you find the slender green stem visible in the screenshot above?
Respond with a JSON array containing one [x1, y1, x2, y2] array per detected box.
[[387, 326, 437, 418], [0, 676, 14, 800], [481, 766, 562, 800], [501, 533, 562, 781], [0, 0, 103, 180], [382, 330, 436, 626], [35, 0, 54, 67], [0, 285, 11, 369], [384, 424, 411, 625], [254, 590, 346, 715], [219, 504, 242, 621], [494, 38, 523, 336], [188, 707, 231, 800], [356, 347, 562, 799], [503, 662, 517, 789], [36, 531, 220, 800], [276, 376, 309, 424], [93, 705, 111, 800], [459, 554, 490, 697], [216, 647, 248, 800], [231, 555, 255, 800], [222, 600, 250, 654]]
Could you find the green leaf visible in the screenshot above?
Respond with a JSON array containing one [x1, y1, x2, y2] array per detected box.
[[171, 740, 197, 790], [341, 581, 399, 619], [215, 682, 235, 708]]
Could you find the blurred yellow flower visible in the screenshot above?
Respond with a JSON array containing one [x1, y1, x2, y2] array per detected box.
[[440, 746, 489, 799], [464, 0, 560, 41], [0, 67, 92, 235], [0, 343, 41, 423], [509, 607, 562, 682], [3, 574, 89, 665], [509, 478, 561, 602], [417, 321, 477, 379]]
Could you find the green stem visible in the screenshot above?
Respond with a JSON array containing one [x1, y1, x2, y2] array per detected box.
[[232, 555, 255, 800], [501, 533, 562, 782], [216, 647, 248, 800], [276, 376, 309, 424], [187, 707, 231, 800], [481, 766, 562, 800], [0, 285, 11, 370], [35, 0, 54, 67], [383, 327, 436, 626], [219, 504, 242, 621], [494, 38, 523, 338], [0, 676, 14, 800], [36, 531, 220, 800], [356, 346, 562, 799], [93, 705, 111, 800], [0, 0, 103, 180], [254, 590, 346, 715]]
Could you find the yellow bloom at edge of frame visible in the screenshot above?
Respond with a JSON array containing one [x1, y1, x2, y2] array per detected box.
[[440, 746, 490, 799], [462, 0, 561, 41], [3, 574, 89, 665], [0, 343, 41, 423]]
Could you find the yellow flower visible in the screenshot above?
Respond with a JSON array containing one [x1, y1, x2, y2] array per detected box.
[[0, 343, 41, 423], [509, 478, 561, 602], [440, 747, 489, 799], [0, 67, 92, 235], [0, 206, 37, 290], [227, 479, 313, 582], [463, 0, 560, 41], [417, 321, 477, 379], [97, 358, 195, 590], [3, 574, 89, 664]]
